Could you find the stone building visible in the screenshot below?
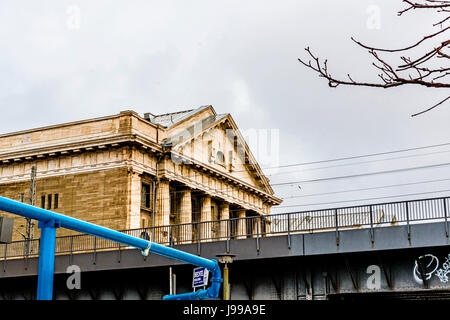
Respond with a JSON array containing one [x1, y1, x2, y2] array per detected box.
[[0, 105, 281, 244]]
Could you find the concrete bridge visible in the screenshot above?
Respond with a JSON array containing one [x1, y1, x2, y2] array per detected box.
[[0, 196, 449, 300]]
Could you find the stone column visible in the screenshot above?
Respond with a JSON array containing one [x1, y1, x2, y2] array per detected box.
[[219, 202, 230, 240], [236, 209, 247, 239], [128, 171, 142, 230], [200, 196, 212, 241], [156, 179, 170, 243], [179, 188, 192, 243]]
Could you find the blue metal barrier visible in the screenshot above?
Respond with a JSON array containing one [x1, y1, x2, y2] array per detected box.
[[0, 196, 222, 300]]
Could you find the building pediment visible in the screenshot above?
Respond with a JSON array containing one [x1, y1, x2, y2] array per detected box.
[[161, 110, 275, 196]]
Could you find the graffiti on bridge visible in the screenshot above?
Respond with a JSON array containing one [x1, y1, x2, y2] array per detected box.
[[413, 253, 450, 284]]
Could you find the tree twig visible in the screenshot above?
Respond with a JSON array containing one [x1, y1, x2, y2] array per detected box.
[[411, 95, 450, 116]]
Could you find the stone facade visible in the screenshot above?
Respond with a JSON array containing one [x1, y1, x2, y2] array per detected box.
[[0, 106, 281, 243]]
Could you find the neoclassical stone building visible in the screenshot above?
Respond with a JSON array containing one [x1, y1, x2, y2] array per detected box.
[[0, 105, 281, 243]]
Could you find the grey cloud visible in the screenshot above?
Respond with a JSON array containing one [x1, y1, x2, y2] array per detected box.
[[0, 0, 448, 212]]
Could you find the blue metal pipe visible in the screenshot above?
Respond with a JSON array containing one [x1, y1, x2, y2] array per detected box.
[[36, 219, 59, 300], [0, 196, 222, 300], [149, 242, 217, 270], [148, 243, 222, 300], [0, 196, 149, 250]]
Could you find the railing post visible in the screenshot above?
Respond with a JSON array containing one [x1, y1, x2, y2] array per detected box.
[[369, 205, 374, 246], [170, 225, 174, 247], [256, 216, 261, 253], [24, 238, 30, 259], [226, 219, 231, 253], [24, 240, 29, 270], [444, 198, 448, 238], [69, 236, 74, 265], [3, 242, 7, 272], [406, 201, 411, 243], [70, 236, 74, 255], [287, 213, 291, 249], [117, 237, 121, 263], [335, 209, 339, 246], [180, 223, 185, 244], [226, 219, 230, 254], [93, 237, 97, 265], [197, 222, 201, 255]]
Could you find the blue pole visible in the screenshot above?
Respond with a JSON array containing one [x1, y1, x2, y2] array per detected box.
[[149, 242, 222, 300], [0, 196, 149, 250], [36, 219, 60, 300], [162, 258, 222, 300], [0, 196, 222, 300]]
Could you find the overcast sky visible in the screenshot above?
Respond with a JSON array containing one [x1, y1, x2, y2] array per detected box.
[[0, 0, 449, 213]]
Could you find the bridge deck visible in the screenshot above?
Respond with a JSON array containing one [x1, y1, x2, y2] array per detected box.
[[0, 220, 449, 300], [1, 220, 448, 278], [1, 195, 449, 261]]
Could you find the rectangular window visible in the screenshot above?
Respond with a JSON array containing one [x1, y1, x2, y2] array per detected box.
[[208, 141, 213, 162], [41, 195, 45, 209], [141, 183, 151, 209], [54, 194, 59, 209], [47, 194, 52, 210], [228, 150, 233, 172]]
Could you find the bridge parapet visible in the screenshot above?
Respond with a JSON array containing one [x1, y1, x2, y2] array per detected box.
[[1, 196, 449, 260]]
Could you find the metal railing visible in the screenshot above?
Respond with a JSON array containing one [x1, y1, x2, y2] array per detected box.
[[1, 196, 449, 260]]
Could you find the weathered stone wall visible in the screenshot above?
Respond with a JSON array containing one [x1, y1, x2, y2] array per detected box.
[[0, 167, 129, 241]]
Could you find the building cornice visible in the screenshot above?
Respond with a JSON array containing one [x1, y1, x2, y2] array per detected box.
[[0, 134, 162, 164], [162, 151, 282, 205], [165, 114, 279, 199], [161, 169, 267, 214], [0, 110, 155, 139]]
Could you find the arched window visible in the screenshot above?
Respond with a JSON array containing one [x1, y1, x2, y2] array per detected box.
[[216, 151, 225, 166]]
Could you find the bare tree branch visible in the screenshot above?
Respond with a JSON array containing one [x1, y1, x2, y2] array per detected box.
[[350, 27, 449, 53], [298, 0, 450, 116], [411, 95, 450, 116], [399, 0, 450, 16]]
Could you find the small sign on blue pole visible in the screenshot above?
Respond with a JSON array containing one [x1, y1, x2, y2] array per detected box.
[[193, 267, 209, 288]]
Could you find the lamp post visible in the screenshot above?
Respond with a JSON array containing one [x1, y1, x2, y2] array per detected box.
[[216, 253, 235, 300]]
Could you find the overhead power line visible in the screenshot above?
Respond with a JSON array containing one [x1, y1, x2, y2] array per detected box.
[[280, 177, 450, 199], [265, 149, 450, 177], [257, 140, 450, 173], [273, 189, 450, 209], [272, 161, 450, 187]]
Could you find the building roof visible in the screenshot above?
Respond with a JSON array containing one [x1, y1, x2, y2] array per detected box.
[[160, 112, 228, 147], [142, 105, 279, 199], [145, 106, 211, 128]]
